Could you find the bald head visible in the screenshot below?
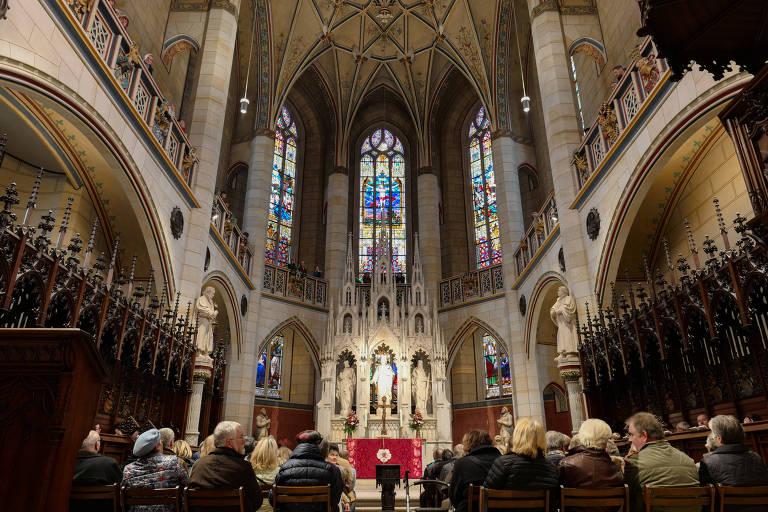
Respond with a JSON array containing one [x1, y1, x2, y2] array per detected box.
[[81, 430, 100, 453]]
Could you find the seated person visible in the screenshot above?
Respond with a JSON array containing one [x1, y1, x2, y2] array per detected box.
[[699, 414, 768, 486], [73, 430, 122, 486], [559, 419, 624, 491], [544, 431, 570, 467], [449, 430, 500, 512]]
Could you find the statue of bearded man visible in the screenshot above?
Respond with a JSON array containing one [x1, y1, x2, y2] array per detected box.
[[550, 285, 579, 355], [195, 286, 218, 356]]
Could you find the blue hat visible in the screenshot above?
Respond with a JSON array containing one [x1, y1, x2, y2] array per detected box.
[[133, 428, 161, 457]]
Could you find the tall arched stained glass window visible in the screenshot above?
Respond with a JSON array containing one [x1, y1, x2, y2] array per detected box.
[[255, 334, 285, 399], [359, 128, 406, 274], [482, 333, 512, 398], [468, 106, 501, 268], [265, 107, 298, 266]]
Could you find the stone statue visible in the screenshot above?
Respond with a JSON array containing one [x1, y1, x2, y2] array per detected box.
[[372, 354, 395, 408], [195, 286, 218, 356], [336, 360, 356, 415], [497, 406, 514, 441], [550, 286, 579, 355], [412, 360, 430, 415], [254, 408, 271, 440]]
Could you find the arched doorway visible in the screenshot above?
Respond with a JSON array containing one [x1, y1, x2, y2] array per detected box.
[[543, 383, 572, 434]]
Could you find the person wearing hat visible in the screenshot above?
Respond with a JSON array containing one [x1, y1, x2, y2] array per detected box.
[[122, 428, 188, 510], [272, 430, 344, 512]]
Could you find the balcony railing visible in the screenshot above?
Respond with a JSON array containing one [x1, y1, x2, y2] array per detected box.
[[439, 264, 504, 308], [513, 193, 558, 277], [572, 37, 668, 200], [354, 282, 412, 310], [211, 195, 253, 275], [61, 0, 198, 187], [262, 263, 328, 308]]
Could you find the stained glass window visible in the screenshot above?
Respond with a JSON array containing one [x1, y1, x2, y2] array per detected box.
[[482, 333, 512, 398], [468, 107, 502, 268], [265, 106, 298, 266], [359, 128, 407, 274], [255, 334, 285, 399]]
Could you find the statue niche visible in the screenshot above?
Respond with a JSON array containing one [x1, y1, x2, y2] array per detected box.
[[370, 345, 397, 414], [336, 351, 356, 416], [411, 352, 431, 415]]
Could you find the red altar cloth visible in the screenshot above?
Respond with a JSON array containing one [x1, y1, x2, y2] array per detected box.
[[346, 438, 423, 479]]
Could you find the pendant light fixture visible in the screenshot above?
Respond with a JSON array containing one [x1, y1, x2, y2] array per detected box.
[[512, 0, 531, 113], [240, 1, 257, 114]]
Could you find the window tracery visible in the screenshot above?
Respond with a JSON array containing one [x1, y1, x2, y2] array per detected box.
[[265, 106, 298, 266], [468, 107, 501, 268], [256, 334, 285, 399], [482, 333, 512, 398]]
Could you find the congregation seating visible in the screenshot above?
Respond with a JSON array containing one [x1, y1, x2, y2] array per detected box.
[[122, 486, 181, 511], [560, 485, 629, 511], [466, 483, 481, 512], [643, 485, 715, 512], [70, 484, 120, 512], [716, 484, 768, 511], [271, 484, 332, 512], [184, 487, 246, 512], [479, 487, 549, 511]]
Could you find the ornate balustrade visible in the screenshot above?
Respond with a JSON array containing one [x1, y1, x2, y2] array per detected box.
[[211, 195, 253, 276], [0, 175, 227, 434], [572, 37, 669, 201], [438, 264, 504, 309], [59, 0, 198, 188], [262, 263, 328, 308], [513, 193, 558, 279], [578, 199, 768, 429]]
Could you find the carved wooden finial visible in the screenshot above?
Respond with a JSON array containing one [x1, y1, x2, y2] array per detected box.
[[713, 198, 731, 250], [55, 197, 75, 249], [106, 235, 121, 285], [23, 168, 44, 225], [684, 218, 701, 269], [0, 182, 19, 230]]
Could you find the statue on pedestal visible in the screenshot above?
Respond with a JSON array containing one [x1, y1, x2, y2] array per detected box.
[[254, 408, 271, 440], [372, 354, 394, 409], [337, 360, 356, 416], [497, 406, 514, 441], [411, 360, 430, 415], [195, 286, 218, 356], [550, 285, 579, 355]]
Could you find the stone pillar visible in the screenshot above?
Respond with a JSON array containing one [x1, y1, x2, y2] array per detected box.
[[417, 167, 442, 295], [185, 355, 214, 445], [492, 135, 543, 421], [325, 169, 349, 292], [222, 132, 275, 432], [527, 1, 591, 301], [177, 1, 241, 302], [558, 354, 585, 432]]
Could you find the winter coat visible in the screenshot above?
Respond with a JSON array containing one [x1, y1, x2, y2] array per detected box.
[[544, 450, 566, 468], [484, 451, 559, 511], [73, 450, 123, 486], [449, 445, 500, 512], [699, 443, 768, 486], [624, 440, 699, 512], [273, 442, 344, 512], [123, 453, 189, 512], [188, 447, 262, 512]]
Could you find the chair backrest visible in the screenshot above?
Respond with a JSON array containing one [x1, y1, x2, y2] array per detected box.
[[560, 485, 629, 511], [272, 484, 332, 512], [183, 487, 245, 512], [70, 484, 120, 512], [643, 485, 715, 512], [717, 485, 768, 511], [467, 484, 482, 512], [260, 483, 272, 503], [122, 486, 181, 510], [479, 487, 549, 511]]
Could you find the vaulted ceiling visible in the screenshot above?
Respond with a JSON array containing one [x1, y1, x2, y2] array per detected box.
[[236, 0, 530, 163]]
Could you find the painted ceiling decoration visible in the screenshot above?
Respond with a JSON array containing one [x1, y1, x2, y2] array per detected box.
[[242, 0, 520, 164]]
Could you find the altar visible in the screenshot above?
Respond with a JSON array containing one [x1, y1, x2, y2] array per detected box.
[[347, 438, 423, 479]]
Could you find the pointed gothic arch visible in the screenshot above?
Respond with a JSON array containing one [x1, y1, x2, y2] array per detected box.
[[524, 272, 568, 356], [447, 316, 509, 368], [257, 316, 321, 371]]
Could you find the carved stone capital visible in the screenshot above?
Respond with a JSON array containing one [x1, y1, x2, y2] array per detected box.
[[210, 0, 238, 16], [332, 165, 349, 176], [254, 128, 276, 139], [531, 0, 558, 19], [417, 165, 435, 176]]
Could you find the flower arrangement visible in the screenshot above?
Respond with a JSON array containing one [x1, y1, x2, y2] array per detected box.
[[409, 411, 424, 436], [343, 412, 359, 437]]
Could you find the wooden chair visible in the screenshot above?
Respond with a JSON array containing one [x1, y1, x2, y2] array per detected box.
[[560, 485, 630, 511], [121, 486, 181, 511], [479, 487, 549, 511], [716, 484, 768, 511], [272, 484, 332, 512], [643, 484, 715, 512], [466, 484, 482, 512], [69, 484, 120, 512], [183, 487, 245, 512], [260, 483, 272, 505]]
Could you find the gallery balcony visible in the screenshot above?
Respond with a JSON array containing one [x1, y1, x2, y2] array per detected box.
[[513, 192, 558, 286], [210, 195, 253, 281], [438, 264, 505, 310], [262, 263, 328, 310]]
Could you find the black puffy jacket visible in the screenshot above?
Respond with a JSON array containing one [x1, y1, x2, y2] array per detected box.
[[273, 443, 344, 512], [449, 445, 500, 512], [699, 443, 768, 486], [483, 451, 559, 511]]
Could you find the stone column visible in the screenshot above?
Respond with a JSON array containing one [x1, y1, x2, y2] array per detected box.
[[492, 134, 543, 420], [223, 132, 275, 431], [527, 1, 591, 301], [558, 354, 585, 432], [185, 355, 214, 445], [417, 167, 442, 295], [325, 168, 349, 292], [178, 1, 241, 302]]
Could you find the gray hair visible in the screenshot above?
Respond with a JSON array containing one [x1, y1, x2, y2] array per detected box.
[[213, 421, 241, 448], [705, 432, 718, 452], [578, 419, 612, 450], [81, 430, 100, 450], [709, 415, 744, 445], [159, 428, 175, 448], [569, 434, 583, 451], [545, 430, 570, 452]]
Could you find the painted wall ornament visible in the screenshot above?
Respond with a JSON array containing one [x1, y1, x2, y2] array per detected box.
[[204, 247, 211, 271], [519, 294, 527, 316], [170, 206, 184, 239], [240, 294, 248, 316], [586, 208, 600, 240], [558, 247, 566, 272]]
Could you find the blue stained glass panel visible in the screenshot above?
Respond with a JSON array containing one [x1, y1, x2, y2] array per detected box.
[[468, 106, 501, 268], [265, 106, 298, 266]]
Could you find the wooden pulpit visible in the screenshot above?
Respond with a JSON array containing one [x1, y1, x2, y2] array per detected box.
[[376, 464, 401, 511], [0, 329, 108, 511]]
